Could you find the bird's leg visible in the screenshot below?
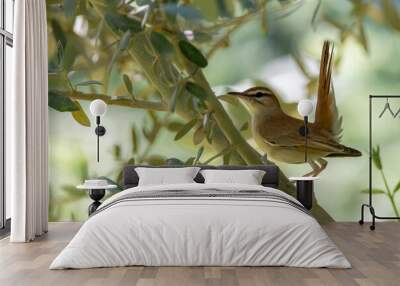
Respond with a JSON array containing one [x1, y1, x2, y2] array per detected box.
[[304, 161, 319, 177], [306, 158, 328, 177], [315, 158, 328, 175]]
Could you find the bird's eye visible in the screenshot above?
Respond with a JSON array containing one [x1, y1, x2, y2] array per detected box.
[[255, 92, 264, 98]]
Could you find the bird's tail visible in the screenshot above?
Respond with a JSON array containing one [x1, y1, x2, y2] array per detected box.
[[326, 146, 362, 157]]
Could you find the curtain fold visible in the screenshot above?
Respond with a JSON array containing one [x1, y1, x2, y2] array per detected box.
[[9, 0, 48, 242]]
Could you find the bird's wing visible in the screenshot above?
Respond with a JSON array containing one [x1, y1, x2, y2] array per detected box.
[[258, 118, 344, 153], [315, 41, 343, 141], [266, 133, 344, 154]]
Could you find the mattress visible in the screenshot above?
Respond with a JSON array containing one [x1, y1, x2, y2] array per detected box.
[[50, 183, 350, 269]]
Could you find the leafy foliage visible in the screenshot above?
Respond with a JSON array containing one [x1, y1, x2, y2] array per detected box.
[[361, 145, 400, 219]]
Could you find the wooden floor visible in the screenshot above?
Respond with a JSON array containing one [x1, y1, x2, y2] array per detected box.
[[0, 222, 399, 286]]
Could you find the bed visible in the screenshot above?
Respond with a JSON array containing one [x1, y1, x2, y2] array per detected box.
[[50, 165, 350, 269]]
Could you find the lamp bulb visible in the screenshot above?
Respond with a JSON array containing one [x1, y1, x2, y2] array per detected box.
[[90, 99, 107, 117], [297, 99, 314, 117]]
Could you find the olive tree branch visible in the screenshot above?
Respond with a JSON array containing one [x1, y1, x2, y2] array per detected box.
[[70, 91, 168, 111]]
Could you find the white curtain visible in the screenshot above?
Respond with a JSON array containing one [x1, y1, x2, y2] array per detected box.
[[8, 0, 48, 242]]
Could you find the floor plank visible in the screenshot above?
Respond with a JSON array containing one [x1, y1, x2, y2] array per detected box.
[[0, 222, 399, 286]]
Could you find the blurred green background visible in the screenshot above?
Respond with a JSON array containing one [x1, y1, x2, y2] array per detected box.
[[47, 0, 400, 222]]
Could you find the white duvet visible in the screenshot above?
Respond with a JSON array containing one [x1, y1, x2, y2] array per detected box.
[[50, 183, 350, 269]]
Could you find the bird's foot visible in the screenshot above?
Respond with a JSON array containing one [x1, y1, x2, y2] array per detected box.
[[303, 170, 317, 177]]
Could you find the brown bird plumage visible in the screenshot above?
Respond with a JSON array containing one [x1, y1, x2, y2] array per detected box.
[[228, 41, 361, 176]]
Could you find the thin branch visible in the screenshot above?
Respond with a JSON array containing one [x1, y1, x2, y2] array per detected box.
[[70, 91, 168, 111], [206, 23, 242, 59], [203, 10, 259, 33], [206, 1, 267, 59]]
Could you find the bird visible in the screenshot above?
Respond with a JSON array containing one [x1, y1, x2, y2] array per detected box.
[[227, 41, 361, 176]]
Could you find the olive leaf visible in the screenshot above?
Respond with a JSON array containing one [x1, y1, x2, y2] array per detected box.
[[167, 121, 184, 132], [223, 151, 232, 165], [393, 181, 400, 194], [372, 146, 383, 170], [174, 118, 197, 141], [123, 74, 135, 99], [142, 125, 156, 143], [360, 189, 386, 194], [185, 82, 207, 100], [185, 157, 195, 165], [104, 12, 142, 33], [146, 155, 167, 166], [178, 40, 208, 68], [193, 126, 205, 145], [150, 31, 174, 55], [194, 146, 204, 164], [131, 125, 138, 153], [206, 120, 216, 144], [216, 0, 232, 18], [109, 30, 132, 72], [49, 90, 79, 112], [311, 0, 321, 28], [170, 82, 185, 112], [166, 158, 184, 165], [75, 80, 103, 88], [71, 101, 91, 127]]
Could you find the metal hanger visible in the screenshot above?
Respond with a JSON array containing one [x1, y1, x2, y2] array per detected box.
[[379, 98, 396, 118]]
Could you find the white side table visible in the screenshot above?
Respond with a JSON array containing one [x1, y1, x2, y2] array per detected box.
[[77, 184, 118, 215], [289, 177, 319, 210]]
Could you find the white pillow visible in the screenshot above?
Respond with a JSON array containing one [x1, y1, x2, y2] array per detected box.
[[200, 169, 266, 185], [135, 167, 200, 186]]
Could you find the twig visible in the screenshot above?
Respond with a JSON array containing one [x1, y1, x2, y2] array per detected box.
[[70, 91, 168, 111], [206, 22, 242, 59]]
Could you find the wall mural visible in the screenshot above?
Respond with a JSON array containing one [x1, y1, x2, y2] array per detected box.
[[47, 0, 400, 222]]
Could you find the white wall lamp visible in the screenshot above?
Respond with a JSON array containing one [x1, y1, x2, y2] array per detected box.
[[297, 99, 314, 163], [89, 99, 107, 162]]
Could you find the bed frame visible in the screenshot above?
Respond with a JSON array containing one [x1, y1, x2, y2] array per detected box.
[[122, 165, 280, 189]]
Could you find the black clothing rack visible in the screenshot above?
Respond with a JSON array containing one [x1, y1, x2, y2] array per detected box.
[[359, 95, 400, 230]]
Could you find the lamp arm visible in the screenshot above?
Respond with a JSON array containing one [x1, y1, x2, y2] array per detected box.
[[97, 116, 100, 162], [304, 116, 308, 163]]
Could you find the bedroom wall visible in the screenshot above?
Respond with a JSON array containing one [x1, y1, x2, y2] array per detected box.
[[47, 0, 400, 222]]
